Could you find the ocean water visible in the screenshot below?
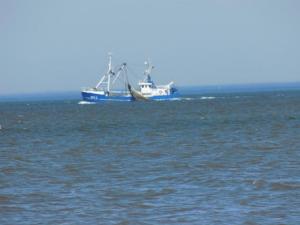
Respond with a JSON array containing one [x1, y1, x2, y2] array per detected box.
[[0, 91, 299, 224]]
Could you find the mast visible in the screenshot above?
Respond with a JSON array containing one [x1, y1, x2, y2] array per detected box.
[[107, 52, 112, 92], [94, 53, 130, 93], [95, 53, 113, 90]]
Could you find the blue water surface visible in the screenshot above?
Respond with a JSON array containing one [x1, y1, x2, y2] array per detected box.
[[0, 91, 299, 224]]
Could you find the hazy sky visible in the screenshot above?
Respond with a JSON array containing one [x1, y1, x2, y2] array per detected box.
[[1, 0, 299, 94]]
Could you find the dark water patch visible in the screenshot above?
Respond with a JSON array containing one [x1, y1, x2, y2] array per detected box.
[[115, 220, 130, 225], [168, 161, 191, 170], [251, 179, 268, 190], [64, 147, 86, 157], [255, 144, 279, 151], [0, 206, 24, 213], [128, 139, 141, 145], [151, 175, 178, 183], [63, 164, 81, 175], [13, 155, 28, 162], [1, 167, 16, 175], [287, 115, 297, 120], [144, 188, 176, 199], [244, 221, 260, 225], [0, 195, 12, 203], [270, 182, 300, 191], [205, 162, 226, 169]]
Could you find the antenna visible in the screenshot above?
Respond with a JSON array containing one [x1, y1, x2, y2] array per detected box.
[[108, 52, 113, 73]]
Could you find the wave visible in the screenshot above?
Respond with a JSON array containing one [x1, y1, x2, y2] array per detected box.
[[78, 101, 96, 105], [174, 97, 216, 101], [200, 96, 216, 100]]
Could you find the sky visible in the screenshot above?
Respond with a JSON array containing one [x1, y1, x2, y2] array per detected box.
[[0, 0, 299, 95]]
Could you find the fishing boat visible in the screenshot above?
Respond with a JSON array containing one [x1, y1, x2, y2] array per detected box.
[[128, 61, 179, 101], [81, 54, 134, 102], [81, 54, 179, 102]]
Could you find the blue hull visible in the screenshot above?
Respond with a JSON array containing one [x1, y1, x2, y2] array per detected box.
[[81, 91, 180, 102], [81, 91, 134, 102]]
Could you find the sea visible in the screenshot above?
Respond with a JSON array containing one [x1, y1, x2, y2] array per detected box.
[[0, 90, 299, 224]]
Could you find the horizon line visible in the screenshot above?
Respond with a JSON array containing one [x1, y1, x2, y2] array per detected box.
[[1, 81, 300, 96], [0, 81, 299, 102]]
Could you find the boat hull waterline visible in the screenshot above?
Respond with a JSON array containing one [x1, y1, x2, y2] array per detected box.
[[81, 91, 179, 102], [81, 91, 134, 102]]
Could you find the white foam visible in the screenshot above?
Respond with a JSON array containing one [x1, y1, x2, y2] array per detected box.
[[169, 98, 182, 101], [78, 101, 96, 105], [153, 98, 182, 101], [182, 97, 193, 101], [200, 96, 216, 100], [176, 97, 196, 101]]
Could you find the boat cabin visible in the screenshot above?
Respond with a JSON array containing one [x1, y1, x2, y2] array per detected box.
[[139, 82, 154, 95]]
